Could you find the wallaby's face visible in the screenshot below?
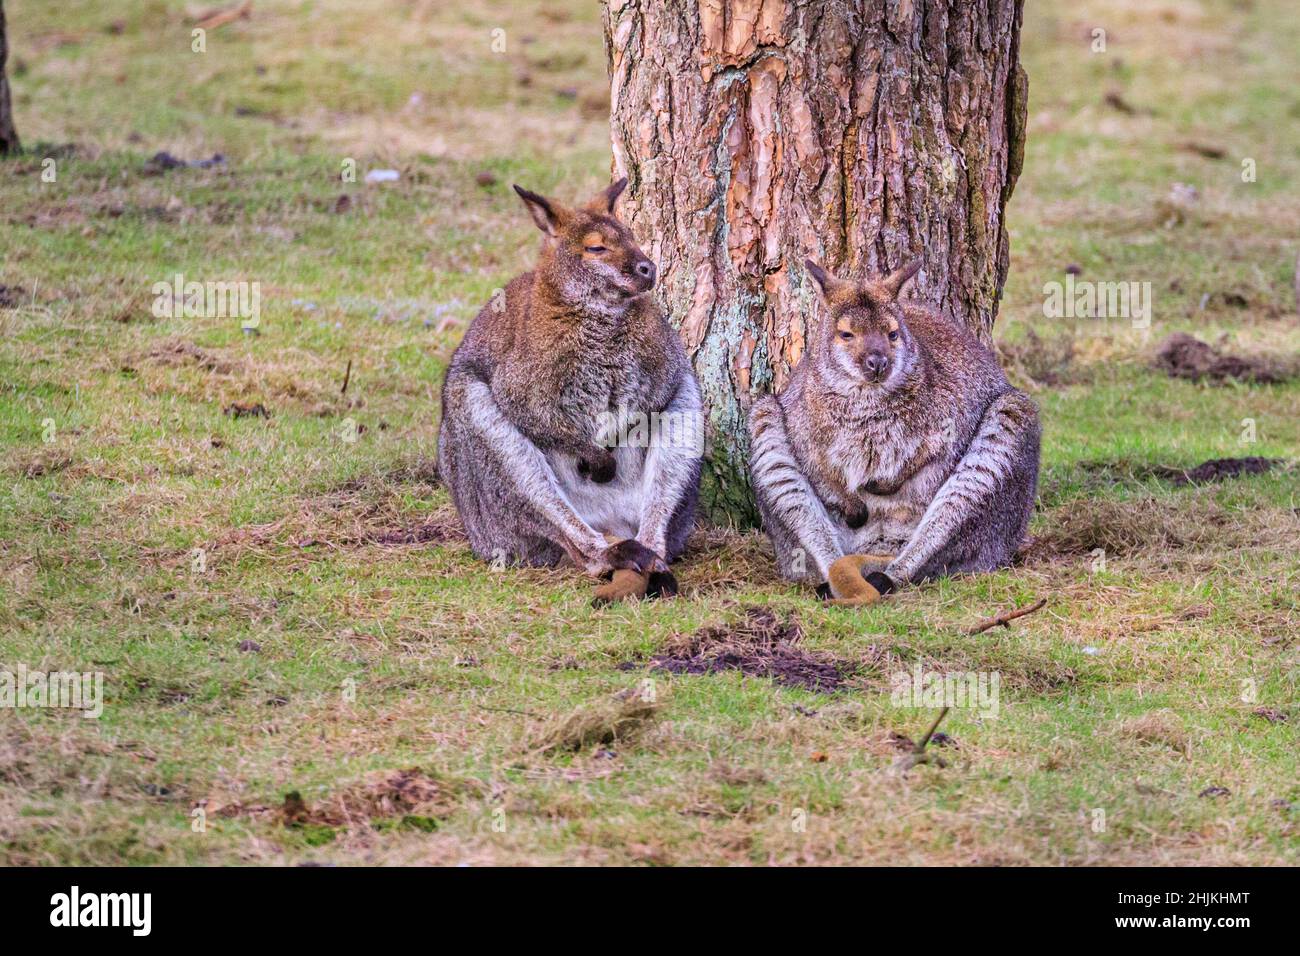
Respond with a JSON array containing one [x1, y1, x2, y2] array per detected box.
[[805, 259, 923, 387], [513, 178, 656, 307]]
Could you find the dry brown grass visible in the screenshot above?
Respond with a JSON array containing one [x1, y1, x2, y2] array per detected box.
[[1114, 709, 1192, 758], [530, 691, 662, 754], [1025, 493, 1300, 559]]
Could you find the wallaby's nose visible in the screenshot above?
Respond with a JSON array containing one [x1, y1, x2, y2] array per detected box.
[[634, 260, 656, 283], [864, 351, 890, 379]]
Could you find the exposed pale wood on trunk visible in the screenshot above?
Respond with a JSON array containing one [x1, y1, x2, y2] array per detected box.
[[603, 0, 1027, 521]]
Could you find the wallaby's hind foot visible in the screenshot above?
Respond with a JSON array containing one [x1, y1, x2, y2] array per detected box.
[[590, 565, 681, 607], [592, 569, 649, 606], [827, 554, 897, 606]]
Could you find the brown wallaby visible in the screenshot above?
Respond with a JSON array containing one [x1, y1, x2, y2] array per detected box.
[[747, 259, 1040, 605], [437, 178, 702, 602]]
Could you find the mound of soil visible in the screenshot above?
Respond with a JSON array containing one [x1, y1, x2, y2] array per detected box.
[[1152, 333, 1294, 384], [632, 606, 854, 693], [1148, 456, 1281, 486]]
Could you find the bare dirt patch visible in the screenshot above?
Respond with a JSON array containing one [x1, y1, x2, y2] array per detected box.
[[1152, 332, 1297, 384], [1074, 456, 1286, 488], [1148, 456, 1282, 486], [0, 284, 27, 308], [628, 606, 857, 693]]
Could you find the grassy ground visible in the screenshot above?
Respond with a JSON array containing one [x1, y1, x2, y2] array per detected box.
[[1, 0, 1296, 865]]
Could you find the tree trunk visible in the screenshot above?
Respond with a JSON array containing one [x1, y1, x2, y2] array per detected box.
[[603, 0, 1027, 523], [0, 0, 19, 155]]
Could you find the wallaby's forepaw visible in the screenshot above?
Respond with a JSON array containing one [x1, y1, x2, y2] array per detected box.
[[577, 449, 617, 484], [592, 568, 649, 606], [604, 539, 668, 576], [825, 554, 897, 606]]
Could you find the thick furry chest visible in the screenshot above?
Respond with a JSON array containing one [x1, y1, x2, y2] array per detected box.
[[819, 417, 943, 504], [548, 445, 647, 540], [809, 415, 955, 554], [497, 356, 652, 450]]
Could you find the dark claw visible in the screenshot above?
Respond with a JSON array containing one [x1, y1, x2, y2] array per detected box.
[[864, 571, 896, 595], [604, 539, 659, 575], [645, 569, 679, 599]]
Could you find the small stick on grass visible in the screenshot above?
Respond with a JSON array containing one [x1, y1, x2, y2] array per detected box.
[[914, 706, 950, 755], [965, 597, 1047, 636], [340, 358, 352, 395], [1293, 251, 1299, 315], [195, 1, 253, 31], [893, 707, 951, 772], [477, 704, 539, 717]]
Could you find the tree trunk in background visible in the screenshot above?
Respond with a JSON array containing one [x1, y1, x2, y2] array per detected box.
[[0, 1, 19, 155], [603, 0, 1027, 523]]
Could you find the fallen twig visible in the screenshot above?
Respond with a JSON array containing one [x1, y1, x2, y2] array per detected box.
[[914, 706, 950, 755], [478, 704, 539, 717], [965, 597, 1047, 636], [195, 1, 253, 31], [1293, 251, 1299, 315], [892, 707, 951, 773], [340, 358, 352, 395]]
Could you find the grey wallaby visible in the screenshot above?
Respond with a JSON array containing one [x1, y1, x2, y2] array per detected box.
[[747, 259, 1040, 605], [437, 178, 703, 603]]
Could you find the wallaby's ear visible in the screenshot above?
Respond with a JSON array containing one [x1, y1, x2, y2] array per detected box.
[[588, 177, 628, 214], [881, 258, 923, 299], [805, 259, 852, 303], [513, 185, 566, 236]]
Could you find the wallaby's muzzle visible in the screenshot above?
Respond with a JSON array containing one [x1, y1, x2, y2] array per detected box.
[[863, 351, 890, 381], [627, 257, 656, 293]]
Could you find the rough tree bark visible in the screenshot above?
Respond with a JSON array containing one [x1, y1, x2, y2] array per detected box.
[[603, 0, 1027, 523], [0, 0, 19, 155]]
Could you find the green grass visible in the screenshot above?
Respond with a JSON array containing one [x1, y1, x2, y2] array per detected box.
[[0, 0, 1297, 865]]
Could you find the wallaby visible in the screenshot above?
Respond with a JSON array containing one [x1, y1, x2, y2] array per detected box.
[[437, 178, 703, 603], [747, 259, 1040, 605]]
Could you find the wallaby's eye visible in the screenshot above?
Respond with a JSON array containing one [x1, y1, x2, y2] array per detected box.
[[585, 245, 608, 253], [888, 330, 899, 342], [838, 331, 854, 341]]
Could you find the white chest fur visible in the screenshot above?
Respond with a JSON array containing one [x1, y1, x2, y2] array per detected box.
[[548, 445, 647, 541]]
